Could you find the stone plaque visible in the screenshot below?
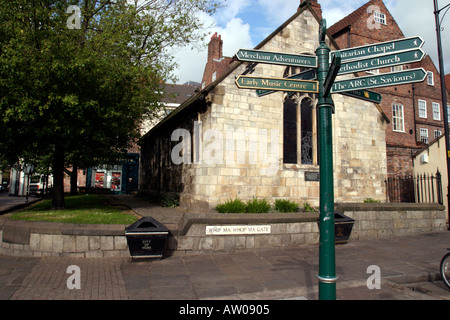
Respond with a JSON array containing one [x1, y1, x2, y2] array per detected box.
[[206, 225, 271, 235], [305, 171, 320, 181]]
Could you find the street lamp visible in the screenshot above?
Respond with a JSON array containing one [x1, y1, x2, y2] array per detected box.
[[433, 0, 450, 230], [23, 164, 34, 202]]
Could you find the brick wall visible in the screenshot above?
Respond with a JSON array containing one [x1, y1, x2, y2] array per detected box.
[[330, 0, 448, 177]]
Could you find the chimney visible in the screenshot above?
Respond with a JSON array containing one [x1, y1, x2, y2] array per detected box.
[[299, 0, 322, 20], [207, 32, 223, 62]]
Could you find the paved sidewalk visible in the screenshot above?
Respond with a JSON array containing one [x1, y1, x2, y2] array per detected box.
[[0, 195, 40, 215], [1, 231, 449, 300]]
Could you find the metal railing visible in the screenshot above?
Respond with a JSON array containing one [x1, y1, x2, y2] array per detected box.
[[385, 170, 443, 204]]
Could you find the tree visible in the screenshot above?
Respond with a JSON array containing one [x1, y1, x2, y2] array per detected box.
[[0, 0, 221, 209]]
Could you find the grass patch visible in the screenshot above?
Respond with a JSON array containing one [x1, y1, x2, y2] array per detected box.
[[10, 195, 139, 224]]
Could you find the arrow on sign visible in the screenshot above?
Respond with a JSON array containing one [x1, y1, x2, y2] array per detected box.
[[236, 49, 318, 68], [324, 52, 342, 97], [331, 68, 427, 93], [338, 48, 425, 75], [339, 89, 382, 104], [336, 36, 424, 62], [236, 75, 318, 93]]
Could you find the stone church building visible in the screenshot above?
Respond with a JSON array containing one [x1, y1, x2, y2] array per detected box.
[[139, 1, 389, 209]]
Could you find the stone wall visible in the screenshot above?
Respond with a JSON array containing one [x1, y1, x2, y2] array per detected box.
[[338, 203, 447, 239], [175, 203, 446, 254], [0, 219, 129, 258]]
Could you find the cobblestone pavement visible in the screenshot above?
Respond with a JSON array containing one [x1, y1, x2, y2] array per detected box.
[[1, 231, 449, 301]]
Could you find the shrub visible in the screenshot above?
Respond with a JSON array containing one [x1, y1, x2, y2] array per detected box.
[[363, 198, 381, 203], [274, 199, 299, 213], [160, 192, 180, 207], [303, 201, 319, 213], [215, 198, 247, 213], [245, 197, 271, 213]]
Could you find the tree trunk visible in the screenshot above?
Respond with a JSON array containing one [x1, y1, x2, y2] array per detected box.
[[52, 145, 65, 210], [70, 164, 78, 196]]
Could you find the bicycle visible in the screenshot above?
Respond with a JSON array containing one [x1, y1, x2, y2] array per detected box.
[[441, 249, 450, 290]]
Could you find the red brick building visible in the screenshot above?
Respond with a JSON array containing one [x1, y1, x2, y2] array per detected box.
[[201, 32, 233, 89], [328, 0, 450, 177]]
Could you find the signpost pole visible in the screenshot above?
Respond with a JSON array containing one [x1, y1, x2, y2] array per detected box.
[[433, 0, 450, 230], [315, 19, 337, 300]]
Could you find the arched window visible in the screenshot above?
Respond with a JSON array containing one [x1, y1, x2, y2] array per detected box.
[[283, 97, 297, 164], [300, 97, 314, 165], [282, 66, 317, 166]]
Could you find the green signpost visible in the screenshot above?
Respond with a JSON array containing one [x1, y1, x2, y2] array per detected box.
[[236, 49, 317, 68], [256, 69, 317, 96], [332, 68, 427, 93], [234, 18, 427, 300], [340, 89, 382, 104], [235, 75, 318, 93], [338, 49, 425, 75], [316, 19, 337, 300], [336, 36, 424, 61]]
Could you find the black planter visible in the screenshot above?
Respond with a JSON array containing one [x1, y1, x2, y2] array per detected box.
[[125, 217, 169, 259], [334, 212, 355, 244]]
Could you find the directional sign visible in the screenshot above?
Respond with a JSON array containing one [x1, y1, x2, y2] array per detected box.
[[236, 75, 318, 93], [338, 49, 425, 75], [340, 89, 382, 104], [331, 68, 427, 93], [336, 36, 424, 62], [256, 69, 317, 96], [236, 49, 318, 68], [324, 52, 341, 97]]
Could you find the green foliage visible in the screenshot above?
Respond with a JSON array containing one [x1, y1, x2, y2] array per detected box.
[[215, 198, 247, 213], [303, 201, 319, 213], [245, 198, 271, 213], [0, 0, 222, 209], [274, 199, 299, 213], [363, 198, 381, 203], [160, 192, 180, 208]]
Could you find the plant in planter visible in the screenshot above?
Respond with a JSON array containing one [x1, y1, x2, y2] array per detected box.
[[215, 198, 247, 213], [303, 201, 319, 213], [245, 197, 271, 213], [274, 199, 299, 212]]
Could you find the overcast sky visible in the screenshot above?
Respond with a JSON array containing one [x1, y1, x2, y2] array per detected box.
[[170, 0, 450, 85]]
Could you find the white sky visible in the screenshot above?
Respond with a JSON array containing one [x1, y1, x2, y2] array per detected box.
[[170, 0, 450, 84]]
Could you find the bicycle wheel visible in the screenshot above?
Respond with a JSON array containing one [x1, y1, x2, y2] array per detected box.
[[440, 252, 450, 290]]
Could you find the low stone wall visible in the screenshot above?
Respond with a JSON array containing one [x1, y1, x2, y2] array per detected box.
[[0, 218, 129, 258], [176, 212, 319, 254], [175, 203, 447, 254], [336, 203, 447, 240], [0, 203, 446, 257]]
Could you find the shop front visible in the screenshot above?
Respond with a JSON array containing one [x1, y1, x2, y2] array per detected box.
[[86, 153, 139, 194]]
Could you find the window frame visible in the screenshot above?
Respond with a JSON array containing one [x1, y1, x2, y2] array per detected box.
[[419, 128, 429, 144], [392, 103, 405, 132], [427, 71, 434, 86], [418, 99, 427, 118], [374, 11, 387, 25], [432, 102, 441, 120]]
